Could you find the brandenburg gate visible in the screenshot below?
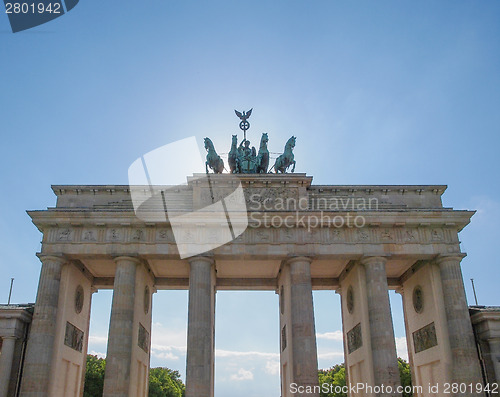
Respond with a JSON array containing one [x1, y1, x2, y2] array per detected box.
[[18, 173, 485, 396]]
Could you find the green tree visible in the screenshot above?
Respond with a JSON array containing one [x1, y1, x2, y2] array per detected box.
[[83, 355, 185, 397], [318, 363, 346, 397], [83, 355, 106, 397], [318, 358, 413, 397], [398, 357, 413, 397], [148, 367, 185, 397]]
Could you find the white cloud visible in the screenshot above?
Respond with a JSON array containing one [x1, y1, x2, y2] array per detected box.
[[151, 323, 187, 350], [88, 350, 106, 358], [230, 368, 254, 381], [316, 330, 343, 341], [215, 349, 279, 359], [152, 351, 180, 360], [150, 344, 187, 361], [395, 337, 408, 361], [265, 360, 280, 376], [89, 335, 108, 345], [317, 351, 344, 360]]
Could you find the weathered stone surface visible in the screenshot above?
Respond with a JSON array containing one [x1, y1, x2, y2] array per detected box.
[[279, 257, 319, 397], [19, 256, 65, 397], [185, 257, 215, 397], [362, 257, 401, 396], [437, 255, 484, 394], [20, 175, 487, 397]]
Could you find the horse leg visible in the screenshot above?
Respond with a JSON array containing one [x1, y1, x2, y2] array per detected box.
[[206, 162, 209, 174], [291, 160, 296, 173], [274, 159, 280, 173]]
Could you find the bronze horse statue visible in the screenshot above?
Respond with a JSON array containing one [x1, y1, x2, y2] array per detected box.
[[256, 133, 269, 173], [228, 134, 240, 173], [271, 136, 296, 173], [204, 137, 224, 174]]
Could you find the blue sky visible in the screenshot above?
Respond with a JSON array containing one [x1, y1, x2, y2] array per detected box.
[[1, 1, 499, 396]]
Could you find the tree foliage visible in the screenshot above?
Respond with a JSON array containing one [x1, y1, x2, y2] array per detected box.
[[318, 358, 413, 397], [398, 357, 413, 397], [318, 363, 347, 397], [148, 367, 185, 397], [84, 355, 106, 397], [83, 355, 185, 397]]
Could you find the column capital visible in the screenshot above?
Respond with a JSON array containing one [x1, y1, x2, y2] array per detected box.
[[112, 255, 142, 265], [36, 254, 67, 266], [187, 255, 214, 266], [359, 256, 388, 266], [435, 253, 466, 265], [283, 256, 314, 266]]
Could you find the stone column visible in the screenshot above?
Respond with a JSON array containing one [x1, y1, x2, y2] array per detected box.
[[20, 255, 66, 397], [0, 336, 17, 397], [361, 256, 401, 396], [185, 256, 216, 397], [436, 255, 483, 387], [289, 257, 319, 395], [103, 256, 140, 397]]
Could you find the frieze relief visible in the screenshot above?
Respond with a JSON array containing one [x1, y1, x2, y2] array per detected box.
[[156, 228, 175, 242], [403, 229, 418, 242], [347, 323, 362, 354], [56, 228, 73, 241], [44, 224, 458, 247], [82, 229, 97, 242], [329, 229, 346, 242], [413, 322, 438, 353], [130, 228, 146, 242], [379, 228, 396, 242], [138, 323, 150, 353], [64, 322, 84, 353], [354, 229, 370, 243], [431, 228, 444, 241], [279, 228, 295, 243], [106, 228, 123, 242], [302, 228, 323, 244]]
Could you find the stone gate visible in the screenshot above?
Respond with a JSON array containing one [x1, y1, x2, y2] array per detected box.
[[16, 173, 486, 397]]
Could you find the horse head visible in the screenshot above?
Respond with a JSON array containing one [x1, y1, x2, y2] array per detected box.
[[204, 137, 212, 151], [231, 135, 238, 148], [260, 133, 269, 148], [285, 136, 296, 151]]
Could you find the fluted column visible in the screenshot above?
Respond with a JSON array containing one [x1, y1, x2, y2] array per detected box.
[[436, 255, 483, 390], [103, 256, 140, 397], [361, 256, 401, 396], [20, 255, 66, 397], [185, 256, 216, 397], [289, 257, 319, 396], [0, 336, 17, 397]]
